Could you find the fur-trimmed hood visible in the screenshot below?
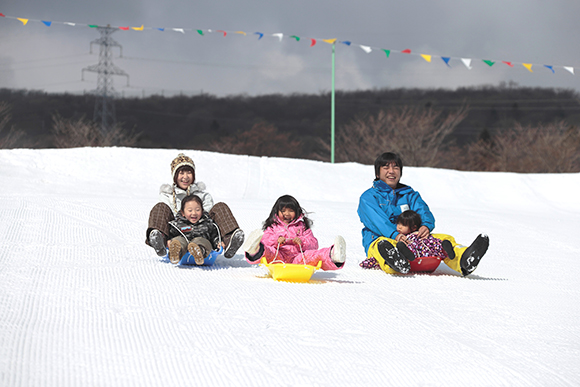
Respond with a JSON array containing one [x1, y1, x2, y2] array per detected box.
[[158, 180, 214, 215]]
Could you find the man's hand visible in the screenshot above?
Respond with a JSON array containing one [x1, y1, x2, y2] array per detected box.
[[395, 233, 408, 244], [417, 225, 430, 239]]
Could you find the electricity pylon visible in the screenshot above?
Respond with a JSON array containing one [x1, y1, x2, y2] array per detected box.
[[82, 25, 129, 134]]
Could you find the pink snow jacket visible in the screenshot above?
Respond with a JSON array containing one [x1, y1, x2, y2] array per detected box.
[[261, 215, 318, 257]]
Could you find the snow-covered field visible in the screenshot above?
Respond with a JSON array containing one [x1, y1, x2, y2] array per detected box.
[[1, 147, 579, 386]]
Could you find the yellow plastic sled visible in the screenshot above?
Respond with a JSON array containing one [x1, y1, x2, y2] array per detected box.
[[260, 257, 322, 283]]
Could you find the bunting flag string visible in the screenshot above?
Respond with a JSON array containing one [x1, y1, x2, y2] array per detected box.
[[1, 12, 577, 76]]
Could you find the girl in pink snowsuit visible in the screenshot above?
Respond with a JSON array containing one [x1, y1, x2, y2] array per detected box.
[[243, 195, 346, 271]]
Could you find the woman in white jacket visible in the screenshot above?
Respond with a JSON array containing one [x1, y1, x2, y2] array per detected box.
[[145, 153, 244, 259]]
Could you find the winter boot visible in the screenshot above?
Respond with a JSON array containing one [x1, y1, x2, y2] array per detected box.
[[442, 239, 455, 260], [149, 229, 167, 257], [242, 229, 264, 261], [168, 239, 183, 264], [460, 234, 489, 276], [331, 235, 347, 268], [188, 242, 205, 265], [378, 240, 410, 274], [396, 241, 416, 262], [224, 228, 245, 258]]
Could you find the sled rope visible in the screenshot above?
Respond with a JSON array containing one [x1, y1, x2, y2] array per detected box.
[[270, 240, 307, 265], [271, 242, 284, 264], [298, 242, 306, 265]]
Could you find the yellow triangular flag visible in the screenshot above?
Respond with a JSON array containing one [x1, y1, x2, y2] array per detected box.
[[522, 63, 533, 72], [235, 31, 246, 35], [17, 18, 29, 25], [421, 54, 432, 63], [132, 25, 144, 31], [322, 39, 337, 44]]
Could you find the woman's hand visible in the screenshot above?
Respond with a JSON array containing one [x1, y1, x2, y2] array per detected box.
[[292, 237, 302, 246], [277, 236, 286, 244]]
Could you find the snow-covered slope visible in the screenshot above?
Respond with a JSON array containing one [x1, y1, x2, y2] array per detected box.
[[1, 147, 579, 386]]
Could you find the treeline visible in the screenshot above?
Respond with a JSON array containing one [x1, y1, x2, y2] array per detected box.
[[1, 84, 580, 172]]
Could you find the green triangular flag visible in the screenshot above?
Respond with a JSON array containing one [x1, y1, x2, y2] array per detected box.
[[483, 60, 495, 67]]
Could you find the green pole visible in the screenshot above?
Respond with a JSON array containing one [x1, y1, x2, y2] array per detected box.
[[331, 43, 336, 163]]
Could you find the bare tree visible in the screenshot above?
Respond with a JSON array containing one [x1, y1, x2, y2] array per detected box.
[[0, 102, 24, 149], [52, 114, 140, 148], [208, 121, 302, 158], [445, 121, 580, 172], [335, 105, 468, 166]]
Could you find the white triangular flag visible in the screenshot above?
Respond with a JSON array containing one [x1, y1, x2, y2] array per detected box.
[[461, 58, 472, 69], [272, 33, 283, 41], [564, 66, 575, 75], [172, 28, 185, 34], [359, 45, 372, 54]]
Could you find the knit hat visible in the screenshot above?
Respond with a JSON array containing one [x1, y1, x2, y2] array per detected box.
[[170, 153, 195, 180]]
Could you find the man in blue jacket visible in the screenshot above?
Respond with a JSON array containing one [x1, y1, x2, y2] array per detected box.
[[357, 152, 489, 275]]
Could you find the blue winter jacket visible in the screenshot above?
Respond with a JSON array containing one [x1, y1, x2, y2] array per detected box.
[[357, 179, 435, 253]]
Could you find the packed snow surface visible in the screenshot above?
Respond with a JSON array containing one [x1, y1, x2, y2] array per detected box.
[[1, 148, 579, 386]]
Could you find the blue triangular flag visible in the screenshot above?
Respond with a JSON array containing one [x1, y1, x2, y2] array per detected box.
[[441, 57, 451, 67], [340, 41, 352, 46], [42, 21, 52, 26], [544, 65, 555, 73]]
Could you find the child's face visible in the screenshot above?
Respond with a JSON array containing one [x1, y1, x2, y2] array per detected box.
[[181, 200, 203, 224], [176, 169, 194, 190], [278, 207, 296, 224], [396, 223, 414, 235]]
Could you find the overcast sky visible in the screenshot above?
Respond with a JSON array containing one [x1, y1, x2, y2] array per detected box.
[[1, 0, 580, 97]]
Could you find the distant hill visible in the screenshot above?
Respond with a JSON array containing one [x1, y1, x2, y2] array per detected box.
[[2, 84, 579, 160]]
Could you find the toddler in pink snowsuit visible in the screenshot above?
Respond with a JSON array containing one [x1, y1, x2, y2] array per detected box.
[[242, 195, 346, 271]]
